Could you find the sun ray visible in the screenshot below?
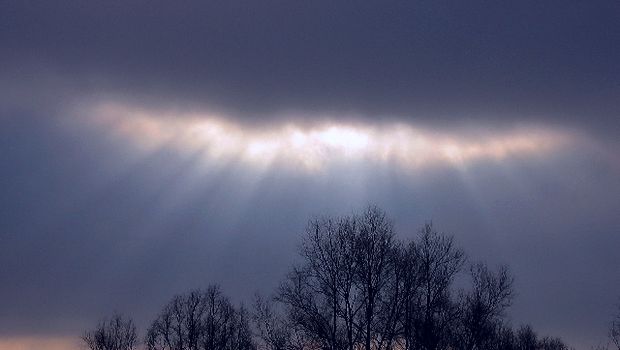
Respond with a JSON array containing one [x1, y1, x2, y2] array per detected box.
[[86, 102, 569, 173]]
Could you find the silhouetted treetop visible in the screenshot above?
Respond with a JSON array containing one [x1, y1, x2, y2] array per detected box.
[[83, 206, 585, 350], [82, 313, 138, 350], [145, 286, 255, 350]]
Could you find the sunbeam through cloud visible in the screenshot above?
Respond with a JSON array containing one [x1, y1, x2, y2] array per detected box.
[[87, 103, 569, 172]]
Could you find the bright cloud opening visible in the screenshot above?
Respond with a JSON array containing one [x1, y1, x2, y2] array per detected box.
[[87, 103, 568, 171]]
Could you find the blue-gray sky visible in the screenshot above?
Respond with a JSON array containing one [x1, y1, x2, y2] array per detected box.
[[1, 1, 619, 349]]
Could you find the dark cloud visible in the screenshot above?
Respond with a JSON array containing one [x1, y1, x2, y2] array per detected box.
[[1, 1, 618, 134]]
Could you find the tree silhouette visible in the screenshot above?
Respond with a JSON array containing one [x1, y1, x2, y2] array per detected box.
[[275, 207, 570, 350], [538, 336, 571, 350], [455, 263, 514, 350], [409, 223, 465, 350], [83, 206, 582, 350], [145, 286, 255, 350], [253, 294, 305, 350], [278, 206, 401, 350], [611, 304, 620, 350], [515, 325, 539, 350], [82, 313, 138, 350]]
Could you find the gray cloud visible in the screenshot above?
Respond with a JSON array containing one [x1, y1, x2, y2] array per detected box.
[[1, 1, 619, 134]]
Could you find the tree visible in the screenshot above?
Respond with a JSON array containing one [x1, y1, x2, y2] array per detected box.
[[456, 263, 514, 350], [145, 286, 255, 350], [409, 223, 465, 350], [253, 294, 305, 350], [278, 206, 400, 350], [395, 241, 422, 350], [354, 206, 398, 350], [515, 325, 538, 350], [611, 304, 620, 350], [82, 313, 138, 350], [278, 214, 355, 350], [85, 206, 575, 350], [538, 336, 570, 350], [488, 324, 517, 350]]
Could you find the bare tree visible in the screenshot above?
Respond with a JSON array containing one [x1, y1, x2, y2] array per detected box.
[[278, 206, 400, 350], [146, 286, 255, 350], [374, 241, 411, 350], [279, 212, 365, 350], [82, 313, 138, 350], [335, 215, 364, 350], [303, 215, 356, 350], [539, 336, 570, 350], [84, 207, 576, 350], [409, 223, 465, 350], [611, 304, 620, 350], [279, 218, 345, 350], [456, 263, 514, 350], [354, 206, 398, 350], [395, 241, 422, 350], [515, 325, 538, 350], [488, 324, 517, 350], [253, 294, 305, 350]]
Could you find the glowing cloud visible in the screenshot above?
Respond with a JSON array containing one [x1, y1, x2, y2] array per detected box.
[[87, 103, 568, 171]]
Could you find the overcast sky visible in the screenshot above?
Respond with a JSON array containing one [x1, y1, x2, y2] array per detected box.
[[1, 1, 619, 349]]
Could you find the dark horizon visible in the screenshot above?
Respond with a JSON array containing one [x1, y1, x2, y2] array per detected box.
[[1, 1, 619, 349]]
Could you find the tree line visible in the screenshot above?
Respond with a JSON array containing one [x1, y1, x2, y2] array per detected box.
[[83, 206, 619, 350]]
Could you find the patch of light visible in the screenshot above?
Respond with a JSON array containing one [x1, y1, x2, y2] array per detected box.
[[88, 103, 567, 172], [315, 126, 370, 154]]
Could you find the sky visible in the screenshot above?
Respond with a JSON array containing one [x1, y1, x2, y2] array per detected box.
[[1, 1, 619, 349]]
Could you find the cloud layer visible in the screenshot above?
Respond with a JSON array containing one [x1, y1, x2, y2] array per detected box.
[[2, 1, 618, 134], [88, 102, 570, 172]]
